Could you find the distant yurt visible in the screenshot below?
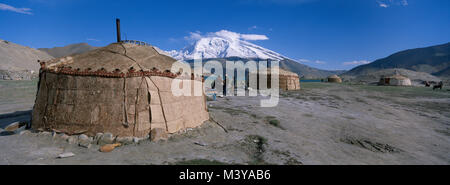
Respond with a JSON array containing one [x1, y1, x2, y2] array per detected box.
[[327, 75, 342, 83], [378, 74, 412, 86], [278, 68, 301, 90], [249, 67, 300, 91], [32, 42, 209, 139]]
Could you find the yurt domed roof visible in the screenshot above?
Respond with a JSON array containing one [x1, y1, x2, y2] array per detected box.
[[40, 43, 179, 78]]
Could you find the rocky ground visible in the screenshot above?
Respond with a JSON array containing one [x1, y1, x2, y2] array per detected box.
[[0, 80, 449, 165]]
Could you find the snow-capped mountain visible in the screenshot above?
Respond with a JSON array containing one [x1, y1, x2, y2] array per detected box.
[[165, 30, 345, 78], [167, 30, 287, 60]]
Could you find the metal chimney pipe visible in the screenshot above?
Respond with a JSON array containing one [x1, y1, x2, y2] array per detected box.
[[116, 18, 121, 43]]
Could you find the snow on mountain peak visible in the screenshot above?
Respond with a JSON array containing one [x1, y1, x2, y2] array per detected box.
[[167, 30, 287, 61]]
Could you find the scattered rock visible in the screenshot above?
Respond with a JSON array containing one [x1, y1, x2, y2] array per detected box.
[[57, 152, 75, 158], [78, 134, 89, 140], [150, 128, 168, 141], [19, 130, 31, 135], [39, 131, 52, 137], [4, 122, 19, 132], [98, 133, 114, 145], [78, 134, 92, 148], [116, 137, 134, 145], [133, 137, 141, 144], [93, 133, 103, 144], [99, 143, 121, 153], [66, 136, 78, 144], [341, 137, 402, 153], [57, 133, 69, 140], [194, 141, 208, 146], [14, 126, 26, 134]]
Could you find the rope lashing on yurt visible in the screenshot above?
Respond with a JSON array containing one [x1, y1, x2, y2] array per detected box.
[[132, 77, 145, 136], [32, 41, 210, 138], [41, 72, 49, 129], [144, 78, 153, 133], [146, 77, 169, 132], [115, 43, 150, 128], [119, 43, 145, 71], [122, 77, 129, 127], [102, 43, 173, 130]]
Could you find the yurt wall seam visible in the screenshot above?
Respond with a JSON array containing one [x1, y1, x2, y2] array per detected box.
[[54, 77, 60, 129], [122, 77, 129, 127], [42, 72, 49, 129], [133, 77, 145, 136], [147, 77, 169, 132], [119, 43, 145, 71], [144, 78, 153, 133], [101, 44, 144, 71]]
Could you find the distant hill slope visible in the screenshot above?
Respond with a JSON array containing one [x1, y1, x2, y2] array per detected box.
[[432, 66, 450, 77], [38, 43, 97, 58], [279, 59, 346, 79], [185, 57, 344, 79], [344, 42, 450, 77], [0, 39, 54, 80]]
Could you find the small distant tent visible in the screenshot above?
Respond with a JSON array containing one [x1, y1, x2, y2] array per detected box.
[[278, 69, 301, 90], [327, 75, 342, 83], [32, 42, 209, 139], [378, 74, 412, 86], [249, 67, 300, 91]]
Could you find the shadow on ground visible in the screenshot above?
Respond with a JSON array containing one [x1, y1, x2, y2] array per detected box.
[[0, 110, 31, 129]]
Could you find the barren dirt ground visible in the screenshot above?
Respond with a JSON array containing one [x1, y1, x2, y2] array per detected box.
[[0, 80, 449, 165]]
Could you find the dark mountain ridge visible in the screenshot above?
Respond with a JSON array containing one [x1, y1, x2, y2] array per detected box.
[[344, 42, 450, 77]]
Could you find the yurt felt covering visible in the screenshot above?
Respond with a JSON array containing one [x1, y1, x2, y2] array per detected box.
[[327, 75, 342, 83], [32, 43, 209, 137], [249, 68, 300, 91], [379, 75, 412, 86]]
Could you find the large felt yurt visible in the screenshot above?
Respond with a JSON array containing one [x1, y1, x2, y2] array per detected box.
[[249, 67, 300, 91], [378, 74, 412, 86], [327, 75, 342, 83], [32, 42, 209, 139]]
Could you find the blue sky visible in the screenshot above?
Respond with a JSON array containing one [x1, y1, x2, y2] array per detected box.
[[0, 0, 449, 70]]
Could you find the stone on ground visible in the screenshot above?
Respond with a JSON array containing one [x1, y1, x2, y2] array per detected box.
[[5, 122, 20, 132], [78, 134, 92, 148], [98, 133, 114, 145], [58, 152, 75, 158], [93, 133, 103, 144], [19, 130, 31, 135], [116, 137, 134, 145], [150, 128, 168, 141], [66, 135, 78, 144]]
